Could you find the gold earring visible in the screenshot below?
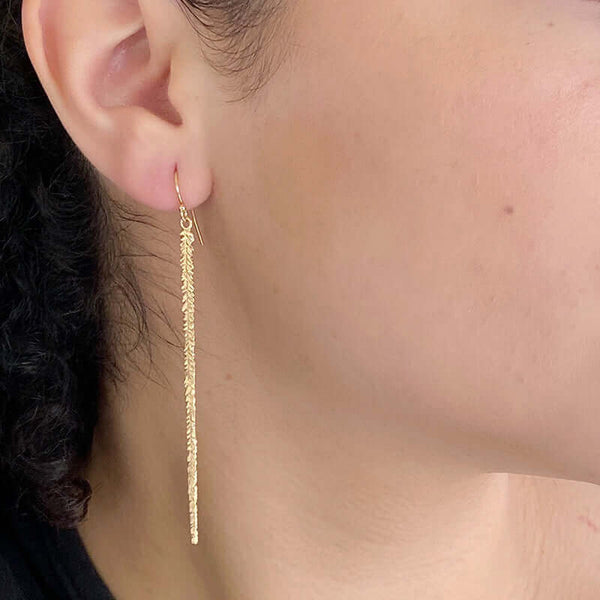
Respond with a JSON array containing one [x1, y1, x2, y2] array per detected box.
[[174, 165, 204, 545]]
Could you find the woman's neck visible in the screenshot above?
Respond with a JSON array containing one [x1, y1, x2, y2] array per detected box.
[[79, 365, 600, 599], [77, 203, 600, 600]]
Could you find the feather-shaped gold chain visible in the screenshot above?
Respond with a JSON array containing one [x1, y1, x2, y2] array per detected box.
[[175, 167, 204, 545]]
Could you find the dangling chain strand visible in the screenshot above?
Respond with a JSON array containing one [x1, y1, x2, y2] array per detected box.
[[175, 166, 200, 545]]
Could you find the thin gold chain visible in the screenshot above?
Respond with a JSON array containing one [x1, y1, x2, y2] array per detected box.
[[175, 167, 202, 545]]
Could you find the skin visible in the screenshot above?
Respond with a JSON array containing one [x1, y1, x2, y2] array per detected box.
[[19, 0, 600, 597]]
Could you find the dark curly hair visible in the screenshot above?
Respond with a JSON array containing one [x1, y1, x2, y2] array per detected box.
[[0, 0, 284, 529]]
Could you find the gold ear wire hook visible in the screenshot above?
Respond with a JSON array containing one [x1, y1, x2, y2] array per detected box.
[[174, 167, 205, 246]]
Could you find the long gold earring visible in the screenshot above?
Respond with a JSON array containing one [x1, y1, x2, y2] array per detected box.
[[174, 165, 204, 545]]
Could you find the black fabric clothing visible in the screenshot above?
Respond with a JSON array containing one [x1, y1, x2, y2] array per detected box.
[[0, 500, 115, 600]]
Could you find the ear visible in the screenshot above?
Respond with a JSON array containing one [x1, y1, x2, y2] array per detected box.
[[21, 0, 213, 211]]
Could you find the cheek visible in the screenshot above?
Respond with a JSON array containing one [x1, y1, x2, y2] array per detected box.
[[362, 64, 600, 477], [253, 113, 346, 250], [214, 0, 600, 480]]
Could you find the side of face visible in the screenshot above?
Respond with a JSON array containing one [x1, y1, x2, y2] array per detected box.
[[193, 0, 600, 484]]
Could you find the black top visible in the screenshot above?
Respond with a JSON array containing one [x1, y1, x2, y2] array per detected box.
[[0, 501, 116, 599]]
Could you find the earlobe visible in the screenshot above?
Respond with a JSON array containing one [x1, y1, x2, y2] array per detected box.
[[20, 0, 212, 212]]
